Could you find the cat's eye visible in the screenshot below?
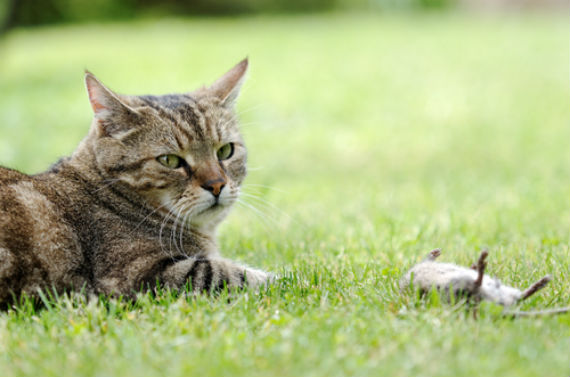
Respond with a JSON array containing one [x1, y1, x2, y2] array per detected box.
[[157, 154, 182, 169], [217, 143, 234, 161]]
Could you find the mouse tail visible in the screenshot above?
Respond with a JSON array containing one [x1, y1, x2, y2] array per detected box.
[[503, 306, 570, 318]]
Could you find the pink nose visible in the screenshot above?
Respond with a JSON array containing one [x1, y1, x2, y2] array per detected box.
[[201, 178, 226, 197]]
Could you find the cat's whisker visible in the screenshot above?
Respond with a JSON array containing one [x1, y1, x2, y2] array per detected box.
[[179, 198, 198, 258], [158, 210, 171, 258], [92, 179, 121, 194], [132, 202, 170, 232], [239, 192, 294, 224], [242, 183, 288, 194], [245, 166, 265, 171], [170, 205, 185, 256], [217, 112, 247, 132], [221, 108, 261, 130], [236, 103, 264, 117], [159, 206, 177, 259], [175, 201, 190, 255], [235, 120, 261, 129], [180, 210, 193, 257], [235, 198, 281, 229], [240, 191, 281, 206], [235, 201, 273, 231]]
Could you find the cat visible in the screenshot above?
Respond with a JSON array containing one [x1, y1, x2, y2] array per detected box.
[[0, 58, 270, 307]]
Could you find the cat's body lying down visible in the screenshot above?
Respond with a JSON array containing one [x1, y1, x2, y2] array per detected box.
[[0, 59, 269, 307]]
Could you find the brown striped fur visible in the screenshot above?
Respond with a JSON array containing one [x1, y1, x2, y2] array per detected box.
[[0, 59, 269, 307]]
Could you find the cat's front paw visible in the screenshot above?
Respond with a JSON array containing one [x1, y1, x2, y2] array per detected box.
[[243, 268, 273, 289]]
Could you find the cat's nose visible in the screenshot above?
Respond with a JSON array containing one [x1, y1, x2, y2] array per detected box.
[[201, 178, 226, 198]]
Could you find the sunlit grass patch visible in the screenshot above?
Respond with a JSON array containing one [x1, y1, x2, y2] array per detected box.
[[0, 12, 569, 377]]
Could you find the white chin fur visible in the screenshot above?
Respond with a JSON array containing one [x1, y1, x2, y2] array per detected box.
[[190, 204, 231, 229]]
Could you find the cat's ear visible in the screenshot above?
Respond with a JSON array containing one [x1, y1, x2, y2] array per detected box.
[[209, 58, 248, 108], [84, 71, 138, 125]]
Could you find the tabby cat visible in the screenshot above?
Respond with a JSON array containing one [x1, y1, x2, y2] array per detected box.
[[0, 59, 270, 307]]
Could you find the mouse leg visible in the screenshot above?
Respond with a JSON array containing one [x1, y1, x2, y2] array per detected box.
[[473, 250, 488, 289], [471, 250, 489, 320], [425, 248, 442, 261]]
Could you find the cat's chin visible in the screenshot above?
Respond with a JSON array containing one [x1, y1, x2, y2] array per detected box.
[[190, 203, 231, 230]]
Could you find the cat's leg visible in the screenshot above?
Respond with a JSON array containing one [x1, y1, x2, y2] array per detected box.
[[0, 246, 19, 305], [139, 257, 270, 293]]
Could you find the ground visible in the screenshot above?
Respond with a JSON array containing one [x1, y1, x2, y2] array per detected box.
[[0, 12, 569, 377]]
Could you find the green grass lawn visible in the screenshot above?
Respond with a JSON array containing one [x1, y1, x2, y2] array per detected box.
[[1, 12, 569, 377]]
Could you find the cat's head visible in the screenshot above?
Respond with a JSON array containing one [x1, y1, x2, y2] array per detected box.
[[80, 59, 249, 231]]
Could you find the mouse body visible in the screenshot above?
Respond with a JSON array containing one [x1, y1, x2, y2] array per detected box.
[[400, 249, 549, 307]]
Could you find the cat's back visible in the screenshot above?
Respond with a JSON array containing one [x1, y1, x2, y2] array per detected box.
[[0, 165, 36, 215], [0, 165, 59, 215], [0, 165, 86, 302]]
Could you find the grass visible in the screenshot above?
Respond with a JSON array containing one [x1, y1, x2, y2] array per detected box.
[[1, 11, 569, 377]]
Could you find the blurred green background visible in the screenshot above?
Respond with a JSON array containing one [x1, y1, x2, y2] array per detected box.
[[0, 1, 569, 376], [1, 0, 454, 29]]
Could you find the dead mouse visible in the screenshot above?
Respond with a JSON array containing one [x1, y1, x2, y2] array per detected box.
[[400, 249, 568, 317]]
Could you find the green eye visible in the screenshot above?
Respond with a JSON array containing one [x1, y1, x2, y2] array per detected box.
[[217, 143, 234, 161], [157, 154, 182, 169]]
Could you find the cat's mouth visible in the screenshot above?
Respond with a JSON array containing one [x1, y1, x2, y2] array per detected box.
[[198, 200, 225, 215], [209, 202, 220, 210], [188, 200, 230, 228]]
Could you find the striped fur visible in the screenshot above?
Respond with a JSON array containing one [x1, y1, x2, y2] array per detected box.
[[0, 59, 269, 307]]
